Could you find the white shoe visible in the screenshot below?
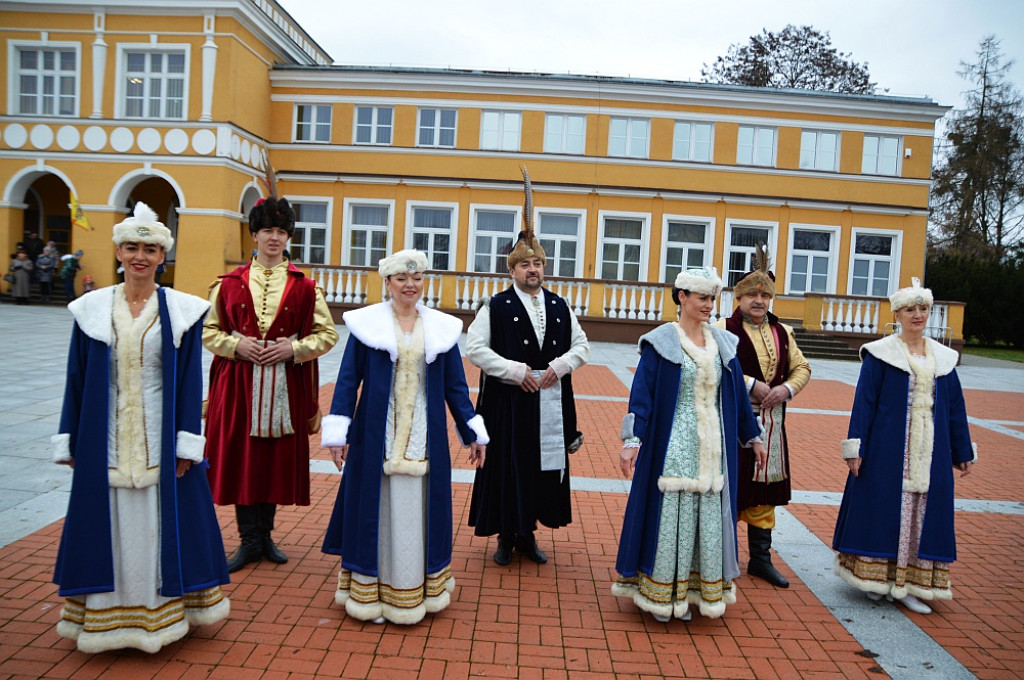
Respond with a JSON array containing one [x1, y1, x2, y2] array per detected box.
[[866, 591, 884, 601], [652, 612, 671, 622], [679, 609, 692, 621], [371, 616, 386, 624], [896, 594, 932, 614]]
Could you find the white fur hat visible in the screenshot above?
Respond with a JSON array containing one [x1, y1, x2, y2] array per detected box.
[[112, 202, 174, 251], [378, 249, 429, 278], [889, 277, 933, 311], [674, 267, 723, 296]]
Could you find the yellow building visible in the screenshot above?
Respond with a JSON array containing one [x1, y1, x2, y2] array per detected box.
[[0, 0, 957, 345]]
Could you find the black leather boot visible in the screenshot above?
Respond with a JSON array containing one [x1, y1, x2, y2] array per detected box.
[[227, 505, 263, 573], [747, 526, 789, 588], [259, 503, 288, 564], [516, 532, 548, 564], [493, 533, 514, 565]]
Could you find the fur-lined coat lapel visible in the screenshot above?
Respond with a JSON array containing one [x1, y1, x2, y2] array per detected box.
[[860, 334, 959, 377], [342, 302, 462, 364], [68, 286, 210, 348]]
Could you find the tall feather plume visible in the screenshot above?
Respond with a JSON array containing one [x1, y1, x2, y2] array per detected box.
[[753, 242, 771, 273], [258, 162, 278, 200], [521, 166, 534, 238]]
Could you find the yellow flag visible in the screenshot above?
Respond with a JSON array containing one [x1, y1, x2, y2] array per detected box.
[[70, 192, 92, 231]]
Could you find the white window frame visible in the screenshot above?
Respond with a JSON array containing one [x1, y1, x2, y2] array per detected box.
[[293, 104, 332, 143], [405, 201, 459, 271], [660, 215, 715, 284], [608, 117, 650, 159], [342, 198, 394, 267], [671, 121, 714, 162], [8, 41, 81, 117], [736, 124, 777, 167], [848, 227, 902, 298], [862, 134, 903, 176], [115, 43, 190, 120], [535, 207, 587, 278], [543, 113, 586, 155], [417, 107, 457, 148], [722, 219, 779, 289], [597, 211, 651, 282], [785, 223, 841, 295], [469, 203, 521, 273], [285, 197, 334, 265], [353, 105, 393, 146], [800, 129, 841, 172], [479, 110, 521, 151]]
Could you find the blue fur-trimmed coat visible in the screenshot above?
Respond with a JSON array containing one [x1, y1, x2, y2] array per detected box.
[[615, 323, 761, 581], [51, 287, 230, 597], [320, 302, 488, 576], [832, 335, 976, 563]]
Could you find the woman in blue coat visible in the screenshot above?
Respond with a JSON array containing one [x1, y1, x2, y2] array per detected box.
[[321, 250, 488, 625], [614, 267, 765, 622], [52, 203, 230, 653], [834, 278, 976, 615]]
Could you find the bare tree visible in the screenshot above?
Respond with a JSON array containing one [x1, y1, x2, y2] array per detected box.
[[701, 25, 875, 94]]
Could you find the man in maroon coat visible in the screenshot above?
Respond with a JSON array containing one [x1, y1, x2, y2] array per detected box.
[[203, 197, 338, 572]]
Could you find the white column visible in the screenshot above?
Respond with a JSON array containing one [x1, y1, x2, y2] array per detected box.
[[200, 14, 218, 122], [91, 13, 107, 119]]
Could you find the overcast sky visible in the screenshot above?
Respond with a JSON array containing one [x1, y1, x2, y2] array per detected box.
[[281, 0, 1023, 118]]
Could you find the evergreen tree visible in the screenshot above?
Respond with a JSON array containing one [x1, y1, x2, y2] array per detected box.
[[701, 25, 874, 94], [931, 36, 1024, 259]]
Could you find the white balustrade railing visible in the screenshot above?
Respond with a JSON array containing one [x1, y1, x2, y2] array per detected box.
[[312, 267, 369, 304], [821, 297, 880, 334], [456, 275, 508, 311], [604, 284, 665, 320], [710, 290, 735, 323]]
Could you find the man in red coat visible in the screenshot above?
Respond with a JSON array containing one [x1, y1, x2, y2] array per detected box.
[[204, 197, 338, 572]]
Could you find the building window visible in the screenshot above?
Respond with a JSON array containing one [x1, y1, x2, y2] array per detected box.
[[599, 215, 646, 281], [345, 203, 390, 267], [850, 231, 898, 297], [862, 134, 901, 176], [418, 108, 456, 147], [289, 201, 330, 264], [14, 46, 78, 116], [544, 114, 585, 154], [471, 208, 517, 273], [662, 219, 710, 283], [409, 205, 455, 270], [788, 228, 837, 294], [608, 117, 649, 158], [800, 130, 840, 171], [736, 125, 776, 166], [480, 111, 521, 151], [672, 121, 713, 162], [295, 104, 331, 142], [725, 223, 774, 287], [537, 212, 584, 277], [123, 50, 186, 119], [355, 106, 393, 145]]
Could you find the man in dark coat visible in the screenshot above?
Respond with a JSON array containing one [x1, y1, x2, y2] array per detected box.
[[713, 264, 810, 587], [465, 170, 589, 566]]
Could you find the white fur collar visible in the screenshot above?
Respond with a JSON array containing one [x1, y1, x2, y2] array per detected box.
[[68, 285, 210, 348], [343, 301, 463, 364], [861, 334, 959, 377], [639, 322, 738, 369]]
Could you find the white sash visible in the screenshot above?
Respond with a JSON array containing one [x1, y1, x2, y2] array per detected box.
[[534, 369, 565, 482]]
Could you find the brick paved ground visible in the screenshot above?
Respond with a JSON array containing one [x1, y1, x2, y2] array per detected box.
[[1, 335, 1022, 679]]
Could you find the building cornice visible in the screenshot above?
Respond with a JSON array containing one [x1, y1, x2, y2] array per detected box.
[[269, 67, 950, 125], [0, 0, 331, 65]]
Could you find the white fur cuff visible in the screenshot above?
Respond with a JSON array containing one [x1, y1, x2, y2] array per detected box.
[[321, 414, 351, 447], [51, 433, 72, 463], [621, 413, 637, 441], [465, 414, 490, 445], [841, 438, 861, 460], [176, 431, 206, 463]]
